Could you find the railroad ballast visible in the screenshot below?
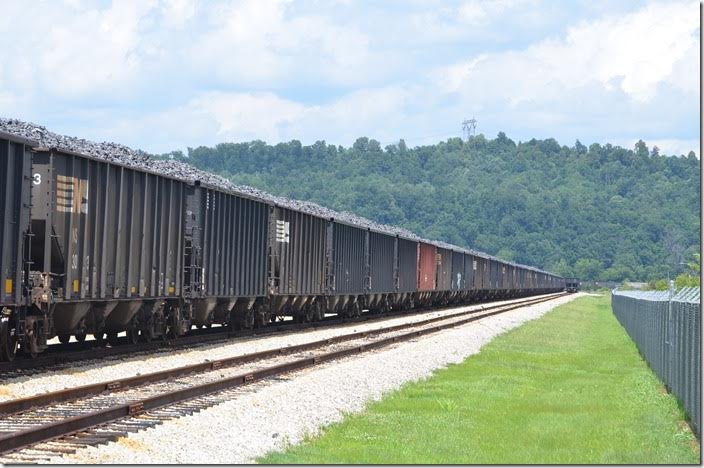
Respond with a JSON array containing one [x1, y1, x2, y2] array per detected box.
[[0, 119, 567, 361]]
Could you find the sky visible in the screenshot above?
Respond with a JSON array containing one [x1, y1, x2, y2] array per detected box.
[[0, 0, 699, 156]]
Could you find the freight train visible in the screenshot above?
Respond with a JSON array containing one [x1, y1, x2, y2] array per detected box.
[[0, 130, 566, 361]]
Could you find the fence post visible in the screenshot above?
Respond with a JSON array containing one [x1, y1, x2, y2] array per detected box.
[[667, 281, 675, 390]]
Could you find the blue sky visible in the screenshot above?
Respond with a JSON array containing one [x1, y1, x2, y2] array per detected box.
[[0, 0, 699, 156]]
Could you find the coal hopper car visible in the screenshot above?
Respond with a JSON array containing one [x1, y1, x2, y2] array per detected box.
[[0, 129, 566, 361]]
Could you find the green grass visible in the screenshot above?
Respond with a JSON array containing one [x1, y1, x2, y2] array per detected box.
[[259, 295, 700, 464]]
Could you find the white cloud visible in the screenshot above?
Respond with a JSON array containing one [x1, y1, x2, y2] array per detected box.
[[0, 0, 697, 160], [457, 0, 521, 25], [190, 91, 308, 143], [621, 138, 699, 157], [185, 0, 377, 88], [107, 86, 414, 152], [424, 0, 699, 156], [440, 1, 698, 104], [0, 0, 159, 100], [159, 0, 197, 27]]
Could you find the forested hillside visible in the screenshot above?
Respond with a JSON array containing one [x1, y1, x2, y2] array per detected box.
[[160, 134, 700, 281]]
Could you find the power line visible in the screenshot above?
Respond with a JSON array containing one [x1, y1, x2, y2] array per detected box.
[[461, 118, 477, 142]]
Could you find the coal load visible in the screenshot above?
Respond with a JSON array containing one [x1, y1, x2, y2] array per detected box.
[[0, 117, 545, 271], [0, 118, 151, 166]]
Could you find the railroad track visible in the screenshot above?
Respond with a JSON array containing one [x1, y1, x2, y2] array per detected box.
[[0, 294, 552, 376], [0, 293, 565, 463]]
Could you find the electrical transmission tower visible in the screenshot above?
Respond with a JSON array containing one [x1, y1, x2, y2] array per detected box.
[[461, 118, 477, 141]]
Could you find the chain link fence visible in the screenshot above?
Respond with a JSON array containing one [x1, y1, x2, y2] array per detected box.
[[611, 287, 701, 436]]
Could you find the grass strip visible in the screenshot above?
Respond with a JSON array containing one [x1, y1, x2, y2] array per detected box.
[[259, 295, 700, 464]]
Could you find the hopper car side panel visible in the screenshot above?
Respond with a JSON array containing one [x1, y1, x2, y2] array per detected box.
[[451, 251, 465, 291], [0, 134, 32, 307], [331, 222, 366, 295], [417, 242, 436, 291], [463, 253, 475, 292], [436, 247, 452, 291], [191, 187, 268, 298], [270, 206, 326, 296], [368, 231, 395, 294], [33, 151, 184, 301], [488, 259, 497, 290], [397, 238, 418, 293]]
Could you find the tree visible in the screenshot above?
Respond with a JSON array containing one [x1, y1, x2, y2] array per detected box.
[[675, 274, 700, 289], [398, 139, 408, 153], [353, 137, 370, 152], [574, 258, 603, 280], [179, 132, 700, 283], [687, 252, 701, 274], [496, 248, 516, 262], [675, 252, 701, 288], [634, 139, 649, 158], [550, 258, 572, 277]]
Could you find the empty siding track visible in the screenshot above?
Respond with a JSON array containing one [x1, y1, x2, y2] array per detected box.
[[1, 295, 550, 377], [0, 293, 564, 463]]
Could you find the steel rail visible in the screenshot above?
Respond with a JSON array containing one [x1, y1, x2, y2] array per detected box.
[[0, 293, 565, 455]]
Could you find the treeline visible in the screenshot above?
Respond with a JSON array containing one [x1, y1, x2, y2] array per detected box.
[[158, 133, 700, 281]]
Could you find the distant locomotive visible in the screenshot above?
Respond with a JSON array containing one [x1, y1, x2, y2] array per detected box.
[[0, 130, 565, 361]]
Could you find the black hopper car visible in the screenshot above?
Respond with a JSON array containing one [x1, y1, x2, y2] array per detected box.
[[565, 278, 580, 293], [0, 131, 565, 361]]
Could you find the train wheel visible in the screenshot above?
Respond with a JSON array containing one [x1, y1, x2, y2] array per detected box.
[[140, 327, 153, 343], [313, 302, 324, 321], [254, 305, 267, 328], [304, 305, 314, 323], [127, 326, 139, 345], [22, 335, 38, 359], [167, 309, 181, 339], [75, 332, 86, 344], [0, 320, 17, 362], [243, 309, 254, 330], [94, 332, 107, 347], [352, 302, 361, 318], [156, 318, 168, 342], [227, 311, 238, 332], [58, 334, 71, 345], [107, 332, 120, 346]]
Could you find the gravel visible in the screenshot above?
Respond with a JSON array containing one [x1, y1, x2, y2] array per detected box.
[[0, 117, 552, 271], [47, 293, 583, 464], [0, 295, 545, 402]]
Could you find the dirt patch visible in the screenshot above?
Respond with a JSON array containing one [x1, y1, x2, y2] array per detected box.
[[116, 436, 149, 452]]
